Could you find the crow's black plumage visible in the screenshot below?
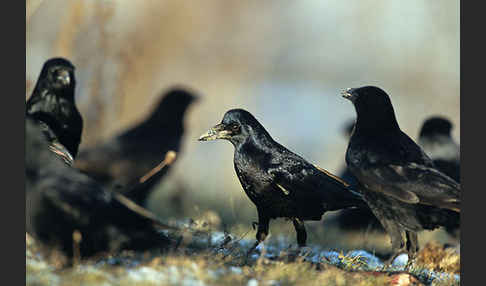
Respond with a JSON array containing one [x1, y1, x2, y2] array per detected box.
[[334, 120, 383, 232], [26, 58, 83, 159], [342, 86, 460, 263], [26, 118, 171, 257], [337, 120, 360, 188], [75, 87, 197, 205], [418, 116, 460, 183], [199, 109, 367, 251]]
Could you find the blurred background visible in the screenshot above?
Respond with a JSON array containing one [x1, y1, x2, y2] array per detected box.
[[26, 0, 459, 253]]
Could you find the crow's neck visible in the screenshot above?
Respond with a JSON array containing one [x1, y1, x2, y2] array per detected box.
[[233, 132, 276, 155], [354, 107, 400, 136]]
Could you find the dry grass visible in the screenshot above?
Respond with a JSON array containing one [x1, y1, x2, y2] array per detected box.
[[27, 239, 395, 286], [416, 242, 460, 274], [26, 210, 460, 286]]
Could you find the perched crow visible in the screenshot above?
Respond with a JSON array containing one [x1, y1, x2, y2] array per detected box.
[[199, 109, 367, 252], [75, 87, 198, 205], [26, 118, 172, 257], [418, 116, 460, 183], [342, 86, 460, 264], [26, 57, 83, 160], [334, 120, 383, 232]]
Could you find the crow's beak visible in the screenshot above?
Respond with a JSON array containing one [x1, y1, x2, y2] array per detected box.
[[341, 88, 356, 101], [198, 123, 231, 141], [57, 70, 71, 86]]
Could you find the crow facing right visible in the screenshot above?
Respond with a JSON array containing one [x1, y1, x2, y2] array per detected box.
[[75, 87, 198, 206], [199, 109, 367, 253]]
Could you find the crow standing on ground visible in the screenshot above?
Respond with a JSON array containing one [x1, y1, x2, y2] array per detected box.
[[26, 118, 172, 257], [26, 58, 83, 160], [342, 86, 460, 264], [75, 88, 198, 205], [199, 109, 367, 253], [418, 116, 460, 183]]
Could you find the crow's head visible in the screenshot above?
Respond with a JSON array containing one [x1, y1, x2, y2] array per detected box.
[[199, 109, 271, 146], [36, 57, 76, 98], [342, 86, 399, 132], [419, 116, 453, 138]]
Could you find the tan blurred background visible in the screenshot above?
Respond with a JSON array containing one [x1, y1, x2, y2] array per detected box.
[[26, 0, 459, 251]]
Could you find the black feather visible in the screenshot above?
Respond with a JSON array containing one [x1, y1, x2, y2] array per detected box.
[[333, 120, 383, 232]]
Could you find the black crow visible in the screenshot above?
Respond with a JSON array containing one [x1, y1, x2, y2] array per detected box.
[[75, 87, 198, 205], [199, 109, 367, 252], [418, 116, 460, 183], [26, 118, 172, 257], [334, 120, 383, 232], [418, 116, 461, 238], [342, 86, 460, 264], [26, 57, 83, 160]]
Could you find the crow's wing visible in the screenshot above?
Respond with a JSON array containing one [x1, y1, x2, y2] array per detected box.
[[266, 158, 365, 210], [362, 162, 460, 212]]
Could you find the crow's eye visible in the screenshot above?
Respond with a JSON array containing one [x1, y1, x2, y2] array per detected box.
[[231, 123, 240, 131]]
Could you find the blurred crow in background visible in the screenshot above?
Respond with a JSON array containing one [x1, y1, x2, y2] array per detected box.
[[75, 87, 198, 206], [26, 118, 172, 257], [342, 86, 460, 265], [418, 116, 461, 238], [199, 109, 368, 254], [418, 116, 460, 183], [26, 58, 83, 160]]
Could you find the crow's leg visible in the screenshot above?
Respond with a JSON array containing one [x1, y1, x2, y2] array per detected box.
[[247, 211, 270, 256], [365, 201, 406, 267], [292, 218, 307, 247], [373, 217, 406, 266], [405, 231, 419, 267], [385, 228, 407, 266]]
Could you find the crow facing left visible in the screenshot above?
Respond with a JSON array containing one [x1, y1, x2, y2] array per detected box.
[[26, 57, 83, 160], [342, 86, 460, 264], [199, 109, 367, 253]]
